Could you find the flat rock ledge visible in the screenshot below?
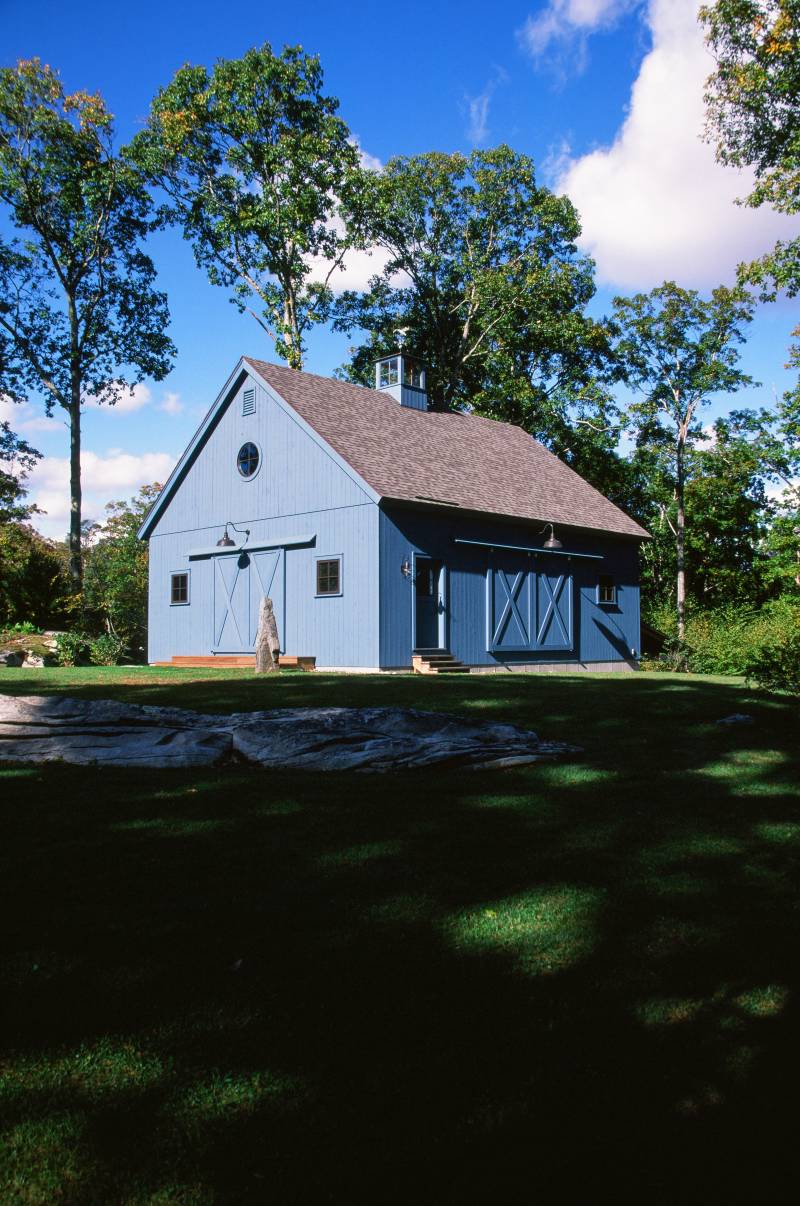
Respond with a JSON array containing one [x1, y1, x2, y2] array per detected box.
[[0, 695, 581, 771]]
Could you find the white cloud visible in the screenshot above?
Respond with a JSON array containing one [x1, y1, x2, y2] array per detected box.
[[518, 0, 639, 70], [160, 391, 184, 415], [353, 141, 383, 174], [467, 91, 492, 144], [0, 395, 62, 436], [464, 67, 508, 145], [556, 0, 799, 290], [83, 382, 152, 413], [26, 449, 176, 539]]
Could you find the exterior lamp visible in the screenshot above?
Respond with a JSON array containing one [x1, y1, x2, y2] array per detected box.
[[401, 557, 412, 579], [541, 523, 563, 551], [216, 520, 250, 548]]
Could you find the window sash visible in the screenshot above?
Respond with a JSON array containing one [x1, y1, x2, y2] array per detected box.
[[316, 558, 341, 596], [171, 573, 189, 605], [598, 576, 616, 605]]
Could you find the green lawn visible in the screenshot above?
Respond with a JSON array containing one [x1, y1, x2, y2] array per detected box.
[[1, 668, 799, 1203]]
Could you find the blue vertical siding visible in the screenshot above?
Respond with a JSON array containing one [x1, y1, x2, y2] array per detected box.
[[147, 372, 380, 666], [379, 506, 641, 668]]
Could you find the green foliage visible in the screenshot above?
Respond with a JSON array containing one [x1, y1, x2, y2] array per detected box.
[[612, 281, 755, 635], [88, 632, 126, 666], [333, 146, 628, 492], [0, 522, 72, 629], [82, 483, 159, 659], [0, 420, 41, 522], [643, 598, 800, 676], [701, 0, 800, 210], [745, 628, 800, 694], [1, 621, 42, 636], [54, 630, 90, 666], [0, 58, 175, 589], [129, 44, 365, 370], [701, 0, 799, 394]]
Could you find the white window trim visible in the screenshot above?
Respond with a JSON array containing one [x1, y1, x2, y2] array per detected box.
[[170, 570, 191, 606], [597, 576, 617, 606], [315, 554, 343, 598]]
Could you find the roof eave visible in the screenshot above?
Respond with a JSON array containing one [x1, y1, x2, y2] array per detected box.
[[379, 495, 650, 541]]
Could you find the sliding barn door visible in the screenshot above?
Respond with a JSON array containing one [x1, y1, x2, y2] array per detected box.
[[213, 550, 285, 653], [487, 553, 572, 654]]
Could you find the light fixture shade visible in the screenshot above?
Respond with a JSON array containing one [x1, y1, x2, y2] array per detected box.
[[217, 525, 235, 548], [542, 524, 562, 550]]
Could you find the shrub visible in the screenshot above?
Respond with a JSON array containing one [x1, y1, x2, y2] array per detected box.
[[2, 621, 42, 636], [55, 631, 91, 666], [643, 600, 800, 677], [88, 633, 127, 666], [745, 631, 800, 696]]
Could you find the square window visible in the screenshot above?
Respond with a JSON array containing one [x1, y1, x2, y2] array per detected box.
[[171, 572, 189, 605], [379, 357, 399, 387], [316, 558, 341, 596], [598, 575, 616, 605]]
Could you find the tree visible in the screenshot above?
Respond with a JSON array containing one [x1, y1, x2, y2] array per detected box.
[[129, 44, 366, 370], [684, 419, 769, 606], [701, 0, 800, 385], [83, 483, 160, 658], [334, 146, 622, 481], [0, 420, 40, 522], [0, 59, 174, 594], [612, 282, 755, 638], [0, 522, 71, 629]]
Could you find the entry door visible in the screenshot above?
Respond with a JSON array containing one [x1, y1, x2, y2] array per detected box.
[[213, 549, 284, 653], [415, 557, 442, 649]]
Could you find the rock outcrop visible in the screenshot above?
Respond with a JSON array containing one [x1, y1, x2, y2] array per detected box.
[[0, 694, 580, 771]]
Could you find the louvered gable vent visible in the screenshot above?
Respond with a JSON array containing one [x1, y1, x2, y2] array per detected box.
[[242, 387, 256, 416]]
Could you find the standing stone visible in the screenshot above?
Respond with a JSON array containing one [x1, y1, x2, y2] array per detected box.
[[255, 596, 280, 674]]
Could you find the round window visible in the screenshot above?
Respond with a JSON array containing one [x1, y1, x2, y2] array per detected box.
[[237, 442, 260, 478]]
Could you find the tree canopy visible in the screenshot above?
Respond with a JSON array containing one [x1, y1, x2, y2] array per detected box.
[[0, 59, 174, 592], [129, 44, 367, 370], [334, 147, 621, 477], [0, 420, 40, 523], [701, 0, 800, 385], [612, 282, 755, 636]]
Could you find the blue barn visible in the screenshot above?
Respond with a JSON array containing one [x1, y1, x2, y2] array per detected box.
[[139, 353, 648, 672]]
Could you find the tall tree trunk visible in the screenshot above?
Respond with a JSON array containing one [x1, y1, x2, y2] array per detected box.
[[68, 390, 82, 596], [675, 436, 686, 642], [68, 303, 82, 595]]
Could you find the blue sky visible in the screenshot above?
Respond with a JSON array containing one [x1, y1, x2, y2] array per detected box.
[[3, 0, 798, 536]]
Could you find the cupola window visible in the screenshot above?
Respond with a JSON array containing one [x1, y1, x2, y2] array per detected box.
[[379, 357, 400, 388], [403, 358, 425, 389]]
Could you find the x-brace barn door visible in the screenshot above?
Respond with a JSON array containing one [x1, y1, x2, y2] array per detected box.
[[487, 557, 532, 651], [535, 569, 572, 651], [213, 549, 284, 653], [487, 554, 573, 653]]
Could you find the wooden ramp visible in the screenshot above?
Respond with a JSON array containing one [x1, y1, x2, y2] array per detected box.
[[154, 655, 316, 671]]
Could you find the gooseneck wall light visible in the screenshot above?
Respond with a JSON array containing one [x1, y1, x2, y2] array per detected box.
[[216, 521, 251, 548], [540, 523, 563, 551]]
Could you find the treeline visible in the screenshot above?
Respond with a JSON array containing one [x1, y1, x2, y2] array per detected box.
[[0, 3, 797, 673]]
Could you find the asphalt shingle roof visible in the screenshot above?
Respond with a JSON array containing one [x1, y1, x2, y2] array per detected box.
[[246, 358, 648, 540]]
